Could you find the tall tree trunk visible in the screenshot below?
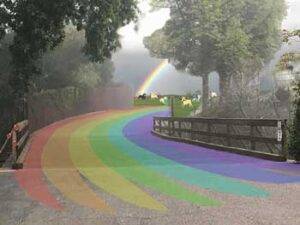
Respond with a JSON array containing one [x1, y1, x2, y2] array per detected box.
[[202, 74, 209, 112], [219, 74, 231, 111]]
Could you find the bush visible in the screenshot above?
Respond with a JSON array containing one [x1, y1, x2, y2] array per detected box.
[[288, 81, 300, 160]]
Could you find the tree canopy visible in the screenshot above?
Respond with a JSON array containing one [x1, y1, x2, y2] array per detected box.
[[145, 0, 286, 111], [0, 0, 138, 95]]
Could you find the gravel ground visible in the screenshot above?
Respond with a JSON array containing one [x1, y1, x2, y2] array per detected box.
[[0, 169, 299, 225]]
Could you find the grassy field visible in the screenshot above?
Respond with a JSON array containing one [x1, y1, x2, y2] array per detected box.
[[173, 98, 201, 117], [134, 98, 164, 106], [134, 98, 201, 117]]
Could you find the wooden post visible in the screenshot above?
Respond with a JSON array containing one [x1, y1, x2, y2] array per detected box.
[[170, 96, 175, 117], [250, 125, 256, 150], [11, 125, 18, 164], [280, 120, 287, 158], [191, 122, 197, 140], [172, 120, 175, 135], [159, 119, 162, 133], [168, 119, 171, 136], [178, 121, 182, 138], [207, 122, 211, 143], [227, 124, 231, 146]]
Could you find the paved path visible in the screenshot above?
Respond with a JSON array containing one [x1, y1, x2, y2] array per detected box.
[[0, 107, 299, 225]]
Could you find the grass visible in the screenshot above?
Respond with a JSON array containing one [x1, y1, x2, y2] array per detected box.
[[134, 97, 201, 117], [134, 98, 164, 106], [173, 98, 201, 117]]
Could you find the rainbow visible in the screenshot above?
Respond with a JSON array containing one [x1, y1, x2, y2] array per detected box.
[[136, 59, 169, 95]]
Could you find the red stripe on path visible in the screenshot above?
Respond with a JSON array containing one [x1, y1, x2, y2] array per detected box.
[[15, 124, 63, 210]]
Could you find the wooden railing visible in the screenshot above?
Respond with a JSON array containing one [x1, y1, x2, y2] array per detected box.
[[153, 116, 287, 161], [0, 120, 29, 169]]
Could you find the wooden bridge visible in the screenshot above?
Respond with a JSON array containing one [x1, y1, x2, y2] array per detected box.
[[0, 107, 299, 225], [153, 116, 287, 161]]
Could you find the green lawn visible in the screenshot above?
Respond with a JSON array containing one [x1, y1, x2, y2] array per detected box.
[[173, 98, 201, 117], [134, 98, 164, 106], [134, 98, 201, 117]]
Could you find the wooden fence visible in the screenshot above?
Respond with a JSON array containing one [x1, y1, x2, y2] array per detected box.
[[0, 120, 29, 169], [153, 116, 287, 161]]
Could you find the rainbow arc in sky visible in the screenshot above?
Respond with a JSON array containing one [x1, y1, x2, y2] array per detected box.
[[136, 59, 169, 95]]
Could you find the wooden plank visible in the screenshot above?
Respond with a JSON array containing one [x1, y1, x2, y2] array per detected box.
[[227, 124, 231, 146], [159, 119, 162, 133], [151, 130, 286, 162], [153, 127, 279, 144], [17, 130, 29, 148], [178, 121, 182, 138], [191, 121, 195, 140], [153, 116, 286, 157], [12, 130, 17, 163], [207, 122, 211, 143], [153, 116, 280, 127], [250, 125, 256, 150], [0, 138, 9, 155]]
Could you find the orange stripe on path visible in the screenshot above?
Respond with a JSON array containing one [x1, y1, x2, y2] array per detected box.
[[42, 112, 113, 213], [14, 111, 107, 211]]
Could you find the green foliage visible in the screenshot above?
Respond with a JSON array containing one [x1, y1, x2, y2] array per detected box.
[[278, 29, 300, 159], [0, 34, 17, 142], [72, 63, 107, 89], [35, 28, 114, 91], [276, 53, 298, 71], [146, 0, 286, 108], [0, 2, 11, 40], [282, 29, 300, 43], [0, 27, 114, 144], [288, 81, 300, 160], [30, 86, 82, 113], [1, 0, 138, 95]]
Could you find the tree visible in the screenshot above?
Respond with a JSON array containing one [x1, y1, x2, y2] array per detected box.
[[35, 28, 114, 91], [1, 0, 138, 96], [280, 29, 300, 160], [145, 0, 286, 113]]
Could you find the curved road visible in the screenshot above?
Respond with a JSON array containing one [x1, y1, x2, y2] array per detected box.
[[0, 107, 299, 225]]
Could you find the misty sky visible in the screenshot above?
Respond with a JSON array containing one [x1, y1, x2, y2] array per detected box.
[[112, 0, 300, 95]]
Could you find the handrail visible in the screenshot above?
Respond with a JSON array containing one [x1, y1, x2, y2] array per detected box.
[[0, 120, 29, 169], [153, 116, 287, 161], [0, 135, 11, 155], [153, 116, 282, 126]]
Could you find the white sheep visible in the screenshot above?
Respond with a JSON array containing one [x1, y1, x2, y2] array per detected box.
[[159, 97, 168, 105], [210, 92, 218, 98], [150, 93, 159, 99]]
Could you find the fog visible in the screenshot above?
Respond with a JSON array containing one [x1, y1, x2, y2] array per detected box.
[[112, 0, 202, 95], [112, 0, 300, 95]]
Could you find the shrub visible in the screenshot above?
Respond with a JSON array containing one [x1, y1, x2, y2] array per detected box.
[[288, 80, 300, 160]]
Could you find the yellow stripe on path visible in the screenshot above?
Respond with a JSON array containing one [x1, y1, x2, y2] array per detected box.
[[42, 112, 113, 213], [69, 110, 167, 212]]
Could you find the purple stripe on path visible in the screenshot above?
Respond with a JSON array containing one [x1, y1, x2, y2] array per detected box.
[[123, 112, 300, 184]]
